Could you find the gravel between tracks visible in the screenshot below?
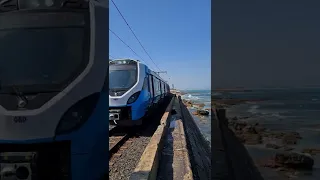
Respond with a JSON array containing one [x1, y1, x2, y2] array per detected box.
[[109, 136, 152, 180], [109, 97, 172, 180]]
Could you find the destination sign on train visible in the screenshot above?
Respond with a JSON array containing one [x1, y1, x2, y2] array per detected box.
[[109, 59, 137, 65], [0, 0, 89, 11]]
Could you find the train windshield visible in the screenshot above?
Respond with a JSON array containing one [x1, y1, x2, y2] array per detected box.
[[109, 65, 138, 90], [0, 27, 86, 93]]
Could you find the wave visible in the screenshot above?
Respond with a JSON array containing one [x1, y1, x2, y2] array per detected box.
[[247, 105, 260, 114], [181, 94, 200, 101], [212, 92, 222, 96], [246, 104, 285, 119]]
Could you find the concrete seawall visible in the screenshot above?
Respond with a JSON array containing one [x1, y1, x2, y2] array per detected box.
[[213, 108, 264, 180]]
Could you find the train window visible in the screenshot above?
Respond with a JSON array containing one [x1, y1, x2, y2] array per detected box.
[[0, 27, 87, 93], [149, 75, 154, 97], [154, 77, 160, 96], [109, 64, 137, 90]]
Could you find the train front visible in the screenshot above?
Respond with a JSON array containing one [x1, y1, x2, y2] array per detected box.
[[0, 1, 108, 180], [109, 59, 148, 126]]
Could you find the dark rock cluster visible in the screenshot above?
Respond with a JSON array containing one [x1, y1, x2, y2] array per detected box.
[[228, 116, 318, 177]]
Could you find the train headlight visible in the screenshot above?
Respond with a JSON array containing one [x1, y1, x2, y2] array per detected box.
[[55, 93, 100, 135], [127, 91, 141, 104]]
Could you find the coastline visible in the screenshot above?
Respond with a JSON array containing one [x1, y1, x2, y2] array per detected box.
[[213, 97, 320, 180], [178, 90, 212, 146]]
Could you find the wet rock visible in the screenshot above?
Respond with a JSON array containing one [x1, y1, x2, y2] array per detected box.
[[192, 111, 198, 115], [243, 133, 262, 145], [283, 146, 294, 151], [183, 100, 193, 107], [254, 126, 266, 133], [229, 121, 248, 131], [282, 134, 298, 145], [275, 152, 314, 170], [266, 143, 282, 149], [193, 103, 205, 108], [275, 167, 287, 171], [258, 158, 282, 168], [301, 148, 320, 155], [243, 125, 258, 134], [196, 110, 209, 116], [287, 132, 302, 139], [231, 116, 238, 120]]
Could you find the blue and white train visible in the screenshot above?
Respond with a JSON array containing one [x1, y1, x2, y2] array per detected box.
[[109, 59, 170, 126], [0, 1, 108, 180]]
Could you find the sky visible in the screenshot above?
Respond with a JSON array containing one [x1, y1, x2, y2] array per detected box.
[[212, 0, 320, 89], [109, 0, 211, 90]]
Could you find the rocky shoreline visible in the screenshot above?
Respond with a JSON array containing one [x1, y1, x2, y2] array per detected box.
[[182, 99, 210, 117], [213, 98, 320, 179]]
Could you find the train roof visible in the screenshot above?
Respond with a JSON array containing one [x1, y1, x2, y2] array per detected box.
[[110, 58, 168, 85]]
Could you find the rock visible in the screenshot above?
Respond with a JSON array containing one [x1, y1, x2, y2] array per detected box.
[[276, 167, 286, 171], [258, 158, 282, 168], [243, 133, 262, 145], [231, 116, 238, 120], [275, 152, 314, 170], [196, 110, 209, 116], [301, 148, 320, 155], [231, 121, 248, 131], [283, 146, 294, 151], [193, 103, 205, 108], [266, 143, 282, 149], [254, 126, 266, 133], [287, 131, 302, 139], [282, 134, 298, 145], [243, 125, 258, 134]]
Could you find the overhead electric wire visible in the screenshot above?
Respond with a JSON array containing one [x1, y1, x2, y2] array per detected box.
[[109, 28, 150, 67], [110, 0, 162, 72], [109, 54, 115, 59]]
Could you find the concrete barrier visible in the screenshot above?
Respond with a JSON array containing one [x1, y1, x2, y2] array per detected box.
[[129, 95, 175, 180], [177, 96, 211, 180]]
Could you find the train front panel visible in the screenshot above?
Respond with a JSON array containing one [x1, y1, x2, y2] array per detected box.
[[0, 1, 109, 179], [109, 60, 151, 126]]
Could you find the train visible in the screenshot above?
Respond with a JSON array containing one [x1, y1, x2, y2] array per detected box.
[[109, 59, 171, 126], [0, 1, 108, 180]]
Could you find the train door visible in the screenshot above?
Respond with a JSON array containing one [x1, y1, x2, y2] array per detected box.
[[149, 75, 155, 106], [143, 74, 152, 109]]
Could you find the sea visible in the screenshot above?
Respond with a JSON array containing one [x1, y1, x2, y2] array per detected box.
[[213, 88, 320, 180], [181, 90, 211, 146]]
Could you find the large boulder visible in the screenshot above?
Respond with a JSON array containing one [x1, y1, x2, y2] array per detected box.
[[242, 133, 262, 145], [301, 148, 320, 155], [282, 134, 299, 145], [266, 143, 282, 149], [275, 152, 314, 170], [196, 110, 209, 116]]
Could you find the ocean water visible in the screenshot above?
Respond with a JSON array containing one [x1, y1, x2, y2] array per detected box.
[[181, 90, 211, 145], [213, 88, 320, 179]]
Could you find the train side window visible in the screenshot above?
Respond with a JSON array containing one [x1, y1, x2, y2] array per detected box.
[[149, 75, 154, 97], [155, 78, 160, 96], [158, 79, 161, 96]]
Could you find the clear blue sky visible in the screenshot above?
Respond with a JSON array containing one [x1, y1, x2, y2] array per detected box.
[[109, 0, 211, 90]]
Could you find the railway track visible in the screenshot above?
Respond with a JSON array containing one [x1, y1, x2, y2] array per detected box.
[[108, 96, 173, 179], [109, 133, 130, 156]]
